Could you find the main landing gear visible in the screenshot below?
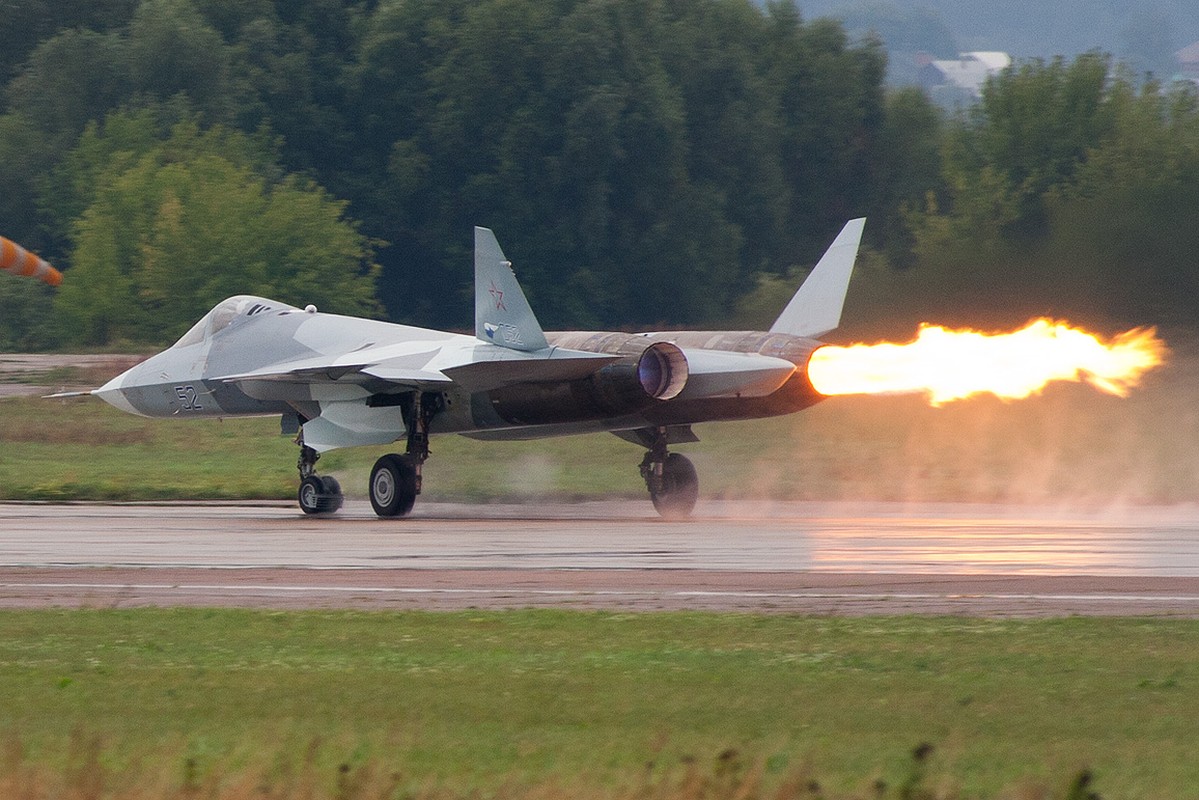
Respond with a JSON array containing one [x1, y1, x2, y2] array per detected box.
[[639, 427, 699, 520], [368, 392, 442, 518]]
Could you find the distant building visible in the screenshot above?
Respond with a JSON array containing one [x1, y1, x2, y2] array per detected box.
[[918, 51, 1012, 107], [1176, 41, 1199, 84]]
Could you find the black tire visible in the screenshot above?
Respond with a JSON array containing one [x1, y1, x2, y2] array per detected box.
[[320, 476, 344, 513], [370, 454, 417, 518], [298, 474, 340, 515], [650, 453, 699, 520]]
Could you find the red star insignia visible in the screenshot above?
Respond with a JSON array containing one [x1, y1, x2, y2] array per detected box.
[[489, 281, 507, 311]]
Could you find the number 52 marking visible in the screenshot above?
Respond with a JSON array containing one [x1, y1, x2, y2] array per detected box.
[[174, 385, 203, 411]]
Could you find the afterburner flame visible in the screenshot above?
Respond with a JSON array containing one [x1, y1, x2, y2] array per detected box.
[[808, 320, 1166, 406]]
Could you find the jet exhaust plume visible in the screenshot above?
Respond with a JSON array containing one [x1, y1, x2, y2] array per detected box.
[[808, 319, 1166, 406], [0, 236, 62, 286]]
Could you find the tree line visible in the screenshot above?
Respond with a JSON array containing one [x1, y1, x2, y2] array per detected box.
[[0, 0, 1195, 349]]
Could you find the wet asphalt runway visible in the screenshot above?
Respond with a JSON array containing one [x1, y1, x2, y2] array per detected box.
[[2, 500, 1198, 615]]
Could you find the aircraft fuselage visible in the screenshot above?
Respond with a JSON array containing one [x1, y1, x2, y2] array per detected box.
[[97, 306, 827, 440]]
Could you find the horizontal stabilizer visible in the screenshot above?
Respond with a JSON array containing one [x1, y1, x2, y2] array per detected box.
[[475, 227, 549, 352], [770, 218, 865, 338]]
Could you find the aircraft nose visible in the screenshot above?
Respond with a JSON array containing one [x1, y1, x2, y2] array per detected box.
[[93, 371, 141, 416]]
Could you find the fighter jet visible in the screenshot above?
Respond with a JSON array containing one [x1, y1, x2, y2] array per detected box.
[[74, 219, 864, 518]]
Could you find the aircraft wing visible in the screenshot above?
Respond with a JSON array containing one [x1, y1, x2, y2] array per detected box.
[[216, 343, 621, 394], [216, 356, 452, 390]]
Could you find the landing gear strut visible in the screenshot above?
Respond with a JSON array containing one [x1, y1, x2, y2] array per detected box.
[[296, 441, 343, 515], [640, 427, 699, 519], [369, 392, 443, 518]]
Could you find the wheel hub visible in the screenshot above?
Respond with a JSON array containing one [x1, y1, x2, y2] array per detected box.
[[373, 469, 396, 506]]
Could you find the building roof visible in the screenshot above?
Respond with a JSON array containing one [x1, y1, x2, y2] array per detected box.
[[928, 52, 1012, 95], [1177, 41, 1199, 64], [968, 52, 1014, 71]]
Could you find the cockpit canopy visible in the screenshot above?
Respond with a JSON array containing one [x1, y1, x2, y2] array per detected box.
[[172, 296, 299, 348]]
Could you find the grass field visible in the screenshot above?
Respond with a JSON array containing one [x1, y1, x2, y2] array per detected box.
[[3, 342, 1197, 505], [2, 609, 1198, 799]]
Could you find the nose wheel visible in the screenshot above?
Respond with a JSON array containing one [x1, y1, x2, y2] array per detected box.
[[296, 443, 343, 515], [298, 474, 344, 515]]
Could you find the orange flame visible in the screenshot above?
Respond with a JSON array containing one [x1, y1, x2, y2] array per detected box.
[[808, 320, 1167, 406]]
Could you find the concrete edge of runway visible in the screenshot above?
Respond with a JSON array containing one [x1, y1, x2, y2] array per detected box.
[[3, 567, 1199, 617]]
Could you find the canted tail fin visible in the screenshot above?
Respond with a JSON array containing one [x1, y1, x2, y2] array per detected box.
[[474, 227, 549, 352], [769, 218, 865, 338]]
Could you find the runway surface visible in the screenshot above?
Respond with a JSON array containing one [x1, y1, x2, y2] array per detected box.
[[3, 500, 1199, 615]]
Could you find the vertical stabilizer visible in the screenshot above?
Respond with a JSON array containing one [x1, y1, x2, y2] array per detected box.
[[769, 218, 865, 338], [474, 227, 549, 352]]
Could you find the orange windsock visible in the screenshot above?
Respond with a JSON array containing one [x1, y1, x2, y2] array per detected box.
[[0, 236, 63, 286]]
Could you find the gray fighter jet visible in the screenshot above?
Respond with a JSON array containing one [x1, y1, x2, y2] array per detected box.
[[77, 219, 864, 518]]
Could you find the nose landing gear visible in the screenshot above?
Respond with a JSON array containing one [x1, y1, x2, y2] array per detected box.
[[296, 444, 344, 515]]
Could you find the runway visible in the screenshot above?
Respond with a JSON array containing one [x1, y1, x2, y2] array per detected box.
[[2, 500, 1199, 615]]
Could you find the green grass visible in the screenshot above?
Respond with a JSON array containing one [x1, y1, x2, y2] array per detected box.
[[1, 610, 1198, 798], [5, 351, 1199, 505]]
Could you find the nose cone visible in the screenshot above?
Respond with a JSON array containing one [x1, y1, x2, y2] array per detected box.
[[93, 369, 144, 416]]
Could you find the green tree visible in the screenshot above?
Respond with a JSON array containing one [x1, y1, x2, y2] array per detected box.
[[0, 278, 60, 350], [1043, 78, 1199, 325], [872, 86, 944, 267], [5, 29, 132, 148], [0, 0, 905, 339], [126, 0, 235, 121], [202, 0, 363, 172], [1, 29, 136, 263], [900, 54, 1199, 328], [768, 13, 887, 255], [344, 0, 887, 329], [0, 0, 139, 93], [0, 113, 57, 251], [942, 52, 1112, 242], [53, 118, 379, 345], [41, 104, 279, 237]]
